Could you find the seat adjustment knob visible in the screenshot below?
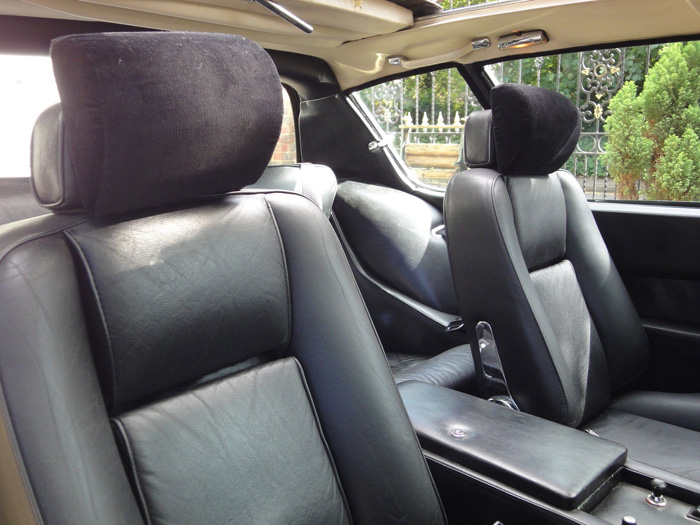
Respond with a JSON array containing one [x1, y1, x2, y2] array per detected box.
[[621, 516, 637, 525], [646, 478, 667, 507]]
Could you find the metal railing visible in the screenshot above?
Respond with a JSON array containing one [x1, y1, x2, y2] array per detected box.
[[359, 44, 661, 197]]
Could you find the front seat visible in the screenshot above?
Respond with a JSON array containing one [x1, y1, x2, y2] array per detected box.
[[444, 83, 700, 482], [0, 32, 445, 524]]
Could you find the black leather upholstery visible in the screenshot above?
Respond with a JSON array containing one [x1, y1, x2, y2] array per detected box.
[[113, 357, 352, 524], [0, 32, 446, 524], [463, 110, 495, 169], [445, 83, 700, 481], [30, 103, 82, 212], [0, 178, 48, 225], [607, 391, 700, 432], [335, 181, 457, 313], [334, 181, 477, 392], [390, 345, 477, 392], [247, 163, 337, 217], [586, 410, 700, 481], [399, 381, 627, 510]]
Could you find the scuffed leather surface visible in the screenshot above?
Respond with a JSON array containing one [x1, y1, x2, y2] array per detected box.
[[463, 110, 495, 169], [530, 260, 610, 426], [506, 174, 566, 271], [609, 391, 700, 432], [68, 194, 290, 412], [399, 381, 626, 510], [445, 168, 572, 424], [586, 409, 700, 482], [268, 192, 446, 524], [30, 103, 83, 212], [391, 345, 477, 392], [51, 33, 282, 215], [387, 352, 429, 374], [559, 172, 650, 391], [334, 181, 458, 313], [114, 358, 350, 525], [0, 178, 48, 225], [246, 163, 337, 217], [0, 233, 143, 524], [445, 167, 652, 425]]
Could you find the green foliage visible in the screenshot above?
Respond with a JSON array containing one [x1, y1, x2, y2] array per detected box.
[[604, 42, 700, 201], [647, 129, 700, 200], [602, 82, 653, 199]]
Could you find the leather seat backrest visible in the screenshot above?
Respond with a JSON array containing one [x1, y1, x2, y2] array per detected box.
[[247, 163, 337, 217], [0, 32, 444, 524], [445, 84, 649, 427], [0, 178, 48, 226]]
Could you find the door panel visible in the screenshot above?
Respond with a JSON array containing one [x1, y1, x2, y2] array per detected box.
[[592, 202, 700, 392]]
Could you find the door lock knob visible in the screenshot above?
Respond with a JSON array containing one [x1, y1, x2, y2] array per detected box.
[[646, 478, 667, 507]]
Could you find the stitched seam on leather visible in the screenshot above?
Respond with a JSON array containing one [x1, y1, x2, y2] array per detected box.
[[291, 357, 355, 524], [112, 418, 152, 525], [490, 174, 571, 424], [63, 229, 119, 410], [0, 217, 90, 265], [263, 195, 293, 353]]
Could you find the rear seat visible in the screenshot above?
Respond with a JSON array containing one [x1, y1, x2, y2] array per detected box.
[[246, 163, 336, 217], [29, 102, 474, 392], [334, 181, 477, 393]]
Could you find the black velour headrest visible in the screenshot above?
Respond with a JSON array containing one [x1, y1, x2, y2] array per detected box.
[[50, 32, 283, 216], [30, 103, 83, 212], [491, 84, 581, 175], [463, 110, 496, 169]]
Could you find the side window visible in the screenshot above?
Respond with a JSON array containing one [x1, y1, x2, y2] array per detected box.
[[0, 55, 60, 178], [268, 87, 298, 165], [487, 41, 700, 203], [355, 68, 483, 189]]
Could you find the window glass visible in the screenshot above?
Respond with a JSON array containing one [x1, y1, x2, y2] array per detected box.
[[438, 0, 526, 13], [355, 68, 483, 189], [0, 55, 59, 178], [487, 41, 700, 202], [268, 88, 297, 165]]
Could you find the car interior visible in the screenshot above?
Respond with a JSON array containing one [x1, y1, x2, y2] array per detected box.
[[0, 0, 699, 524]]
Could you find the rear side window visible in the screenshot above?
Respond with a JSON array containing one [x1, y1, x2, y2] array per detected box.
[[487, 41, 700, 203], [268, 88, 298, 165], [355, 68, 483, 189], [0, 55, 59, 178]]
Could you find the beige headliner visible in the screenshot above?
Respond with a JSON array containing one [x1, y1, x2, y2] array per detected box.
[[5, 0, 700, 90]]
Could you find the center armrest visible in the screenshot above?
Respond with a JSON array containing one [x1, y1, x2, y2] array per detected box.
[[399, 381, 627, 510]]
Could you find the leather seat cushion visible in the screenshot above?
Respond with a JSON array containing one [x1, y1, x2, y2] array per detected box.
[[608, 391, 700, 433], [113, 357, 351, 524], [585, 409, 700, 482], [389, 345, 476, 393]]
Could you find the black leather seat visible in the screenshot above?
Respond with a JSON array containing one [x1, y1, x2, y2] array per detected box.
[[444, 83, 700, 482], [247, 162, 337, 217], [0, 32, 445, 524], [0, 178, 48, 225], [334, 181, 476, 392]]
